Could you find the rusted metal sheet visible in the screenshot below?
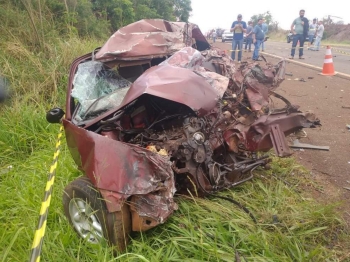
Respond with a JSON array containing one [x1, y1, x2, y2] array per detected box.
[[120, 62, 219, 117], [95, 19, 209, 62], [63, 119, 177, 223], [224, 111, 320, 154]]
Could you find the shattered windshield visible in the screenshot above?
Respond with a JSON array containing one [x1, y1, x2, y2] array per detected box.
[[71, 61, 131, 123]]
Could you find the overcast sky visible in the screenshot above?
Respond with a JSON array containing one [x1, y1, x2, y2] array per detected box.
[[189, 0, 348, 32]]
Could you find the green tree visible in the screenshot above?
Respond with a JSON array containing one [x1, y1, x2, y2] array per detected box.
[[132, 0, 160, 20], [172, 0, 192, 22], [250, 11, 279, 32], [5, 0, 193, 38], [250, 11, 273, 25], [91, 0, 135, 31], [150, 0, 174, 21]]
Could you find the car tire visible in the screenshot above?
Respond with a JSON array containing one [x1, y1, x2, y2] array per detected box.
[[63, 176, 131, 252]]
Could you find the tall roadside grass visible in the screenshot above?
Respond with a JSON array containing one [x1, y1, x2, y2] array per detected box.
[[0, 2, 349, 261], [1, 149, 349, 261], [268, 30, 350, 46], [268, 31, 289, 42]]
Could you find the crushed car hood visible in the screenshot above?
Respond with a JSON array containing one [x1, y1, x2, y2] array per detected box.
[[95, 19, 210, 62]]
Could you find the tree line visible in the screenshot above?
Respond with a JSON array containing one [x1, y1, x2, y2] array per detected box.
[[5, 0, 192, 38]]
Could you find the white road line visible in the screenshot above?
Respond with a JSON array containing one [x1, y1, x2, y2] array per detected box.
[[260, 51, 350, 79]]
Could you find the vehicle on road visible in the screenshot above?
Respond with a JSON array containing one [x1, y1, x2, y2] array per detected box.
[[221, 29, 232, 42], [222, 30, 247, 43], [46, 19, 320, 252]]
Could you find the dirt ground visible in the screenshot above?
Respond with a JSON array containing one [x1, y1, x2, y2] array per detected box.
[[214, 42, 350, 225]]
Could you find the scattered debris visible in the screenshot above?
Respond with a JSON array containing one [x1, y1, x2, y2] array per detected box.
[[346, 125, 350, 129], [294, 129, 308, 138], [299, 78, 306, 82], [285, 73, 293, 76], [343, 187, 350, 191], [290, 139, 330, 151], [342, 106, 350, 109], [272, 215, 280, 224], [308, 77, 314, 79]]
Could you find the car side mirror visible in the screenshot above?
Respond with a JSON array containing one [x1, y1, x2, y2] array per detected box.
[[46, 108, 65, 123]]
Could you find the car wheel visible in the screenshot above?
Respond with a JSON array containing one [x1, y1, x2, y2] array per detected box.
[[63, 176, 131, 251]]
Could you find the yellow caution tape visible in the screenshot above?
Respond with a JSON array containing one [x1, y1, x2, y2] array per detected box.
[[328, 48, 350, 56], [316, 45, 350, 56], [29, 125, 64, 262]]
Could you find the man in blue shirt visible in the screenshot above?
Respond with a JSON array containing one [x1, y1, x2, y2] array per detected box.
[[260, 19, 268, 51], [230, 14, 247, 63], [252, 18, 265, 61]]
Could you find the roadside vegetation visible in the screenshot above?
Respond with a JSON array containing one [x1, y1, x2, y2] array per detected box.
[[1, 2, 349, 261], [268, 31, 350, 46], [250, 11, 350, 46]]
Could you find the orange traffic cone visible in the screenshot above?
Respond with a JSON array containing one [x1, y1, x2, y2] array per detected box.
[[320, 46, 336, 76]]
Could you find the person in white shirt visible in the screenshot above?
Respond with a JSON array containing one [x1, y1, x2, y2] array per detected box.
[[307, 18, 317, 47], [309, 20, 324, 51]]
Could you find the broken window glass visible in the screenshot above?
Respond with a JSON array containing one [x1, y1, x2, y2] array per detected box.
[[72, 61, 131, 122]]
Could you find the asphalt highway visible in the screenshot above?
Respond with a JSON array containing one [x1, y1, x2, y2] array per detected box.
[[224, 41, 350, 75]]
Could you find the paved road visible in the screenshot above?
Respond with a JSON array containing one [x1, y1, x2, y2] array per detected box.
[[224, 41, 350, 75]]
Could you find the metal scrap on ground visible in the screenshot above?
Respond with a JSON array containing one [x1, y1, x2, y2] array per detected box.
[[290, 139, 330, 151]]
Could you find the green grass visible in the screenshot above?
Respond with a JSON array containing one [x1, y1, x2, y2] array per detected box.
[[268, 31, 350, 47], [1, 145, 349, 261], [0, 4, 349, 260]]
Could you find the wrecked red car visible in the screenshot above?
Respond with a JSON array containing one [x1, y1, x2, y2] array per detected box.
[[47, 19, 319, 251]]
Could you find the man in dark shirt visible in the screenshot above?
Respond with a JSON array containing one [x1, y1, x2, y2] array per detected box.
[[230, 14, 247, 63], [252, 18, 265, 61], [290, 9, 308, 59]]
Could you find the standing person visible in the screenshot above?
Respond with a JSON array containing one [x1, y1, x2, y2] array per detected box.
[[230, 14, 247, 63], [307, 18, 317, 47], [260, 18, 268, 51], [310, 20, 324, 51], [289, 9, 308, 59], [252, 18, 265, 61], [212, 30, 217, 43], [244, 21, 253, 52]]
